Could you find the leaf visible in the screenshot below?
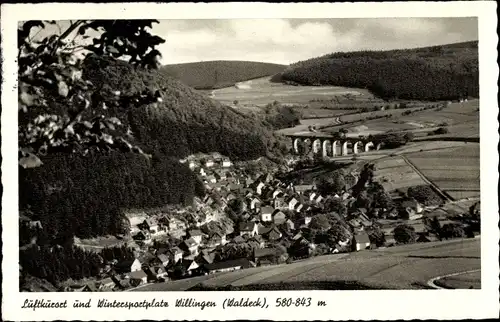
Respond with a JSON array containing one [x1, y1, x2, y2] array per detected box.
[[19, 153, 43, 169], [22, 21, 45, 36], [101, 133, 114, 145], [64, 124, 75, 136], [57, 81, 69, 97], [107, 117, 122, 125], [106, 45, 119, 54], [19, 91, 35, 107]]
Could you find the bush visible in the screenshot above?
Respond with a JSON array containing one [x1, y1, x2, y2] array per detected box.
[[407, 185, 442, 206], [393, 224, 417, 244], [434, 127, 449, 135], [440, 223, 466, 239]]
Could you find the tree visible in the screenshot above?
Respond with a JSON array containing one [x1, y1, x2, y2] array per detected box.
[[18, 20, 166, 168], [309, 214, 331, 232], [369, 182, 394, 209], [227, 198, 246, 216], [354, 190, 373, 209], [440, 223, 466, 239], [469, 201, 480, 220], [317, 170, 346, 195], [323, 198, 347, 217], [407, 185, 442, 206], [434, 127, 449, 135], [403, 132, 415, 142], [367, 226, 386, 247], [392, 224, 417, 244]]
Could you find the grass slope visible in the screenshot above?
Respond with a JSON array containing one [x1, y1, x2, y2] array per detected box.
[[161, 60, 287, 90], [278, 41, 478, 101]]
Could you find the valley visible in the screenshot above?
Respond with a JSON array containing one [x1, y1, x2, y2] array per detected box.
[[18, 29, 482, 293]]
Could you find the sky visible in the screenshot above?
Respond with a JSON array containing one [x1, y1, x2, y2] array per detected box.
[[153, 18, 478, 65]]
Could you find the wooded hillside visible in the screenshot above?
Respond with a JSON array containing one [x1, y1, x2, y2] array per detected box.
[[277, 41, 478, 101], [162, 60, 287, 89]]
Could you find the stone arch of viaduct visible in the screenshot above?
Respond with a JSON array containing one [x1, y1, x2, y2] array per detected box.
[[291, 136, 384, 157]]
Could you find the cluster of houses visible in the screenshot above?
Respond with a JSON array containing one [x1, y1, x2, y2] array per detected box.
[[66, 154, 453, 292]]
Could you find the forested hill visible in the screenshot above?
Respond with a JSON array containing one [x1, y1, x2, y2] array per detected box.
[[161, 60, 287, 89], [84, 56, 283, 159], [277, 41, 478, 101], [20, 56, 285, 245]]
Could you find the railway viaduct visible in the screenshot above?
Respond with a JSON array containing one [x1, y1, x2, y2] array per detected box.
[[288, 133, 384, 157]]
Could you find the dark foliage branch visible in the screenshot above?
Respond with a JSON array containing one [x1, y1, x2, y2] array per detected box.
[[18, 20, 166, 168]]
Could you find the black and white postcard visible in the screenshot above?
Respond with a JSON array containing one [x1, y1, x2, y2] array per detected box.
[[1, 1, 499, 321]]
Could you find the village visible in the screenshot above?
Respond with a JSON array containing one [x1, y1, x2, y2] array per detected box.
[[58, 151, 479, 292]]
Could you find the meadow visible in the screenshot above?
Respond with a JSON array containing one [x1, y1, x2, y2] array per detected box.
[[373, 156, 427, 193], [209, 76, 372, 106], [134, 239, 480, 291], [406, 143, 479, 200]]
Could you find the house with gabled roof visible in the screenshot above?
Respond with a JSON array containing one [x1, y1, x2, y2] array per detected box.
[[287, 196, 299, 210], [203, 258, 252, 274], [157, 254, 170, 267], [272, 188, 283, 199], [147, 264, 168, 282], [353, 232, 371, 251], [245, 177, 254, 187], [285, 218, 295, 231], [214, 170, 227, 181], [254, 247, 279, 266], [273, 197, 287, 210], [252, 181, 266, 195], [247, 197, 262, 211], [313, 195, 324, 204], [187, 229, 204, 244], [225, 192, 237, 202], [97, 277, 116, 291], [260, 206, 274, 222], [182, 259, 200, 275], [132, 230, 151, 244], [205, 175, 217, 184], [232, 235, 246, 244], [128, 270, 148, 286], [239, 222, 259, 237], [140, 218, 159, 234], [273, 210, 287, 225], [298, 216, 312, 228], [259, 173, 273, 184], [249, 234, 266, 248], [306, 191, 317, 202], [221, 158, 232, 168], [204, 159, 215, 168], [259, 225, 282, 242], [182, 237, 199, 255], [294, 184, 314, 194], [205, 231, 226, 247], [168, 247, 184, 264]]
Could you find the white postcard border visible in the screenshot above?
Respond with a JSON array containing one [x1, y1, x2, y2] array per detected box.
[[2, 2, 499, 321]]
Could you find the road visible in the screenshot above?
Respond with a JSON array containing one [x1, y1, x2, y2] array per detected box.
[[427, 269, 481, 289], [134, 238, 479, 291]]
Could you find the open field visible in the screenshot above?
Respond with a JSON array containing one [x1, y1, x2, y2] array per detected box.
[[210, 76, 374, 106], [374, 156, 427, 192], [320, 100, 479, 138], [370, 141, 479, 198], [134, 238, 480, 291], [406, 143, 479, 199], [434, 270, 481, 289]]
